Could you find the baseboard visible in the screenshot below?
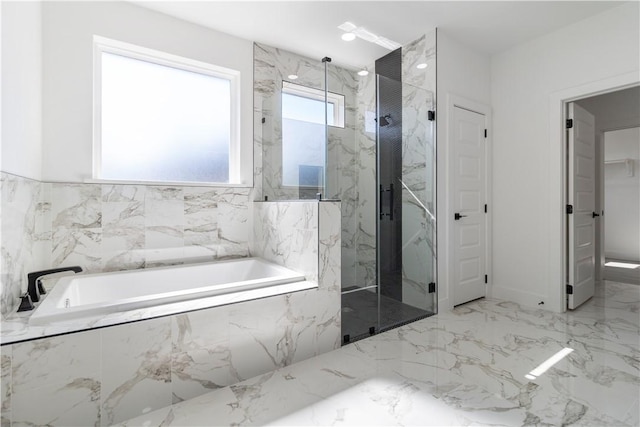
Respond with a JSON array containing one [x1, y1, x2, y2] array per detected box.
[[491, 285, 551, 311]]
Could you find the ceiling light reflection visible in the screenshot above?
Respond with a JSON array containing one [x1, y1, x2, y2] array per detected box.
[[525, 347, 574, 381]]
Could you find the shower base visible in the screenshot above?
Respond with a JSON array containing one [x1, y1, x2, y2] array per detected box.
[[341, 288, 434, 344]]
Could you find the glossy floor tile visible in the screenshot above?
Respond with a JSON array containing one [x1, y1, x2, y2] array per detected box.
[[120, 281, 640, 426]]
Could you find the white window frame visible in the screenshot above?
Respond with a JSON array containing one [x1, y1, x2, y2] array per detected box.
[[92, 35, 242, 185], [282, 81, 345, 128]]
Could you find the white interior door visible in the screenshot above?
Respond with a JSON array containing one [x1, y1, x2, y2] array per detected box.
[[452, 106, 487, 306], [567, 102, 596, 309]]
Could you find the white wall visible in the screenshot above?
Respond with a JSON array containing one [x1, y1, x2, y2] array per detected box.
[[1, 1, 42, 180], [491, 2, 640, 310], [41, 1, 253, 183], [604, 127, 640, 261], [436, 31, 492, 310]]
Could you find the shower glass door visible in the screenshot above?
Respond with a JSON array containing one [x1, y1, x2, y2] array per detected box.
[[376, 74, 437, 333]]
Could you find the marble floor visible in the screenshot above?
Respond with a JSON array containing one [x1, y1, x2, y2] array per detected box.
[[120, 281, 640, 426]]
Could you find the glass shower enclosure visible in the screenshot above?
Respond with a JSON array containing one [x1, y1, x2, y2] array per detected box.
[[254, 31, 437, 344], [336, 33, 437, 343]]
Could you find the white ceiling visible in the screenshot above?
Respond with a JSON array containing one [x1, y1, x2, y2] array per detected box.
[[134, 1, 625, 68]]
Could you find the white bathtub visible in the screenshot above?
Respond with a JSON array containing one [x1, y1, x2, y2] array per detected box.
[[29, 258, 306, 325]]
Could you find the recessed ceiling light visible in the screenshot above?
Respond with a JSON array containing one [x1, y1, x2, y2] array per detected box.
[[416, 63, 428, 69], [341, 32, 356, 42], [287, 74, 298, 80], [357, 69, 369, 76], [337, 21, 401, 51]]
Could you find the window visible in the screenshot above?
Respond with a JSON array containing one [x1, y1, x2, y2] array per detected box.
[[93, 37, 240, 184], [281, 81, 345, 187]]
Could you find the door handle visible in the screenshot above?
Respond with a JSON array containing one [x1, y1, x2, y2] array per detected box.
[[592, 212, 600, 218], [454, 213, 467, 220]]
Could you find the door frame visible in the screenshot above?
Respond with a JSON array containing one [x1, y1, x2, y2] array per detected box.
[[549, 71, 639, 313], [446, 94, 492, 309]]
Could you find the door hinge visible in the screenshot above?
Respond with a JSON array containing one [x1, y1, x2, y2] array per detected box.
[[566, 204, 573, 214], [428, 282, 436, 293], [566, 119, 573, 129], [428, 110, 436, 121], [484, 275, 488, 284], [484, 129, 487, 138], [566, 284, 574, 295], [484, 204, 487, 213]]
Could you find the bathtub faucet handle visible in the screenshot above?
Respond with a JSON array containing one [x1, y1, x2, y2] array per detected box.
[[27, 266, 83, 303]]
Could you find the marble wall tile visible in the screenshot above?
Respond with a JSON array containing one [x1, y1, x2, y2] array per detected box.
[[251, 202, 318, 282], [1, 172, 254, 313], [170, 307, 236, 404], [1, 347, 11, 427], [317, 202, 342, 353], [101, 193, 146, 271], [100, 317, 172, 426], [354, 67, 378, 289], [216, 198, 250, 259], [1, 173, 43, 316], [11, 331, 101, 426], [228, 295, 308, 381], [51, 183, 102, 230], [52, 228, 103, 272]]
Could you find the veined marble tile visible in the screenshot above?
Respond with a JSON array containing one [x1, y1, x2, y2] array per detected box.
[[228, 296, 294, 381], [11, 331, 100, 394], [102, 199, 145, 271], [216, 201, 249, 259], [317, 202, 342, 354], [51, 183, 102, 229], [100, 317, 172, 426], [102, 184, 146, 203], [1, 172, 44, 315], [11, 331, 101, 426], [12, 380, 101, 427], [252, 202, 318, 281], [171, 307, 236, 404], [1, 347, 11, 427], [51, 228, 102, 272]]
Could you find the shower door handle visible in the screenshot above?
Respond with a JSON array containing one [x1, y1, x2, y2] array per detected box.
[[379, 184, 395, 220], [388, 183, 394, 221]]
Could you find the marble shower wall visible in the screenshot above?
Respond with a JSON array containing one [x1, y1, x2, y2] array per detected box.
[[0, 171, 251, 316], [354, 65, 378, 289], [400, 32, 437, 309], [254, 43, 359, 288], [0, 200, 341, 426]]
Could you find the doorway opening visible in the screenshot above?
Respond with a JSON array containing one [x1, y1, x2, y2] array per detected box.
[[565, 86, 640, 310]]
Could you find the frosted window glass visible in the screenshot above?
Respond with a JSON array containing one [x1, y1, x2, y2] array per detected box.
[[282, 93, 329, 187], [101, 52, 231, 183], [282, 93, 335, 125]]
